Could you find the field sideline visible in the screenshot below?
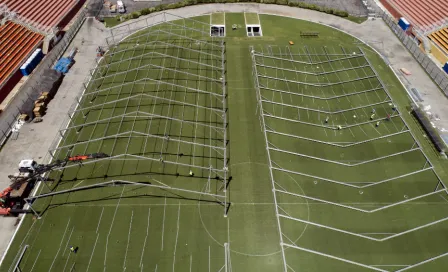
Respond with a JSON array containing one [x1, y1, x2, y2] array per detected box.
[[2, 12, 448, 272]]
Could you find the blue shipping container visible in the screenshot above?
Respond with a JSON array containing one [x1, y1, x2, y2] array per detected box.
[[398, 17, 410, 31], [443, 62, 448, 74]]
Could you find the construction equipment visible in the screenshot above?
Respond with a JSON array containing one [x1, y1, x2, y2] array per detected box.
[[0, 153, 109, 216]]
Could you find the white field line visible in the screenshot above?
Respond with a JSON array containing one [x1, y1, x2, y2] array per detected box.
[[282, 243, 387, 272], [123, 210, 134, 270], [275, 188, 447, 213], [29, 249, 41, 272], [161, 196, 166, 251], [370, 265, 409, 267], [280, 213, 448, 242], [48, 218, 71, 272], [62, 227, 75, 257], [59, 201, 448, 206], [190, 255, 193, 272], [270, 146, 421, 167], [272, 166, 433, 189], [19, 217, 46, 268], [62, 247, 71, 272], [396, 251, 448, 271], [13, 219, 38, 268], [96, 207, 105, 234], [139, 208, 151, 268], [361, 233, 396, 235], [104, 187, 126, 271], [86, 233, 100, 272], [251, 48, 288, 270], [172, 202, 181, 272]]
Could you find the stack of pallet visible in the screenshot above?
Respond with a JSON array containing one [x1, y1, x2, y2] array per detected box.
[[33, 92, 51, 118]]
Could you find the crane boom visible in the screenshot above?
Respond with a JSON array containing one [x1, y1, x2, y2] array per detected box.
[[0, 153, 109, 215]]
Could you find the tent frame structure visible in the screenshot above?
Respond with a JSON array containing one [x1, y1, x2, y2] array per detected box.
[[31, 13, 229, 217]]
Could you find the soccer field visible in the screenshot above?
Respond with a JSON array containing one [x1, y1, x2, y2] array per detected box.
[[2, 12, 448, 272]]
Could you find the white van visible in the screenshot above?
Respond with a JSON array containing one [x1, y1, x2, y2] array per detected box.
[[117, 1, 126, 13]]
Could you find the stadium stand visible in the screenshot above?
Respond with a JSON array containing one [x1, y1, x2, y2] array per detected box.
[[1, 0, 84, 32], [429, 27, 448, 54], [0, 21, 43, 102], [0, 0, 86, 107], [381, 0, 448, 29]]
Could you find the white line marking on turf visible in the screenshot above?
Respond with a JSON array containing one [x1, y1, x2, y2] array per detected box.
[[29, 249, 41, 272], [282, 243, 387, 272], [62, 227, 74, 257], [62, 246, 71, 272], [172, 202, 181, 272], [190, 255, 193, 272], [73, 180, 84, 188], [86, 233, 100, 272], [155, 264, 158, 272], [370, 265, 410, 267], [104, 187, 125, 271], [209, 246, 211, 272], [161, 196, 166, 251], [48, 218, 71, 272], [140, 208, 151, 268], [123, 210, 134, 270], [96, 207, 104, 234]]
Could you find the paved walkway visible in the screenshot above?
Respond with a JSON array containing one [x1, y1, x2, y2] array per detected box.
[[0, 17, 108, 264], [1, 3, 448, 264]]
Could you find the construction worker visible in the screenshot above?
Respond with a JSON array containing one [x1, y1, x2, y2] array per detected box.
[[189, 170, 194, 177]]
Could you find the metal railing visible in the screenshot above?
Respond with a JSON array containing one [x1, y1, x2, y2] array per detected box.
[[379, 11, 448, 95], [0, 7, 89, 148]]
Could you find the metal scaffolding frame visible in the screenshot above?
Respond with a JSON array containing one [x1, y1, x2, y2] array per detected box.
[[40, 14, 229, 217], [251, 45, 448, 271]]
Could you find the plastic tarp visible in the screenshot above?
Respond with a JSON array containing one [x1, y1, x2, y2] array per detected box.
[[20, 69, 63, 117], [413, 108, 447, 152]]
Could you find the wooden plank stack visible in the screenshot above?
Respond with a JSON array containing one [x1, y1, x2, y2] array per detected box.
[[33, 92, 51, 118]]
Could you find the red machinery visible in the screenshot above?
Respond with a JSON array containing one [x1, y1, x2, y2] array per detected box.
[[0, 153, 109, 216]]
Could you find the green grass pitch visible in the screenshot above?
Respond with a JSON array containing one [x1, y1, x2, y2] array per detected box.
[[2, 13, 448, 272]]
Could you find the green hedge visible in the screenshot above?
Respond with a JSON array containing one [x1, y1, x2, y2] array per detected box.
[[118, 0, 351, 21]]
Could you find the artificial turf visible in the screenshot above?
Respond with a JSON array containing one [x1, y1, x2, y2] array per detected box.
[[2, 13, 448, 272]]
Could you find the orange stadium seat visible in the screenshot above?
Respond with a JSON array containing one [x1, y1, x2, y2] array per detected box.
[[1, 0, 82, 32], [0, 22, 44, 86], [385, 0, 448, 29]]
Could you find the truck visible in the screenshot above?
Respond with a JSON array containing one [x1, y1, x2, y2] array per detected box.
[[117, 1, 126, 13], [0, 153, 109, 216]]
